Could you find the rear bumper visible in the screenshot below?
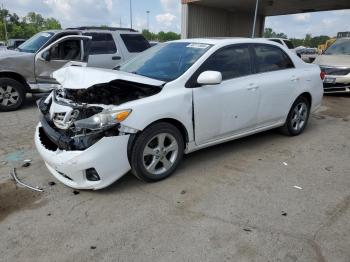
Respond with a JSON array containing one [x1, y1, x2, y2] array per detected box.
[[35, 124, 131, 190]]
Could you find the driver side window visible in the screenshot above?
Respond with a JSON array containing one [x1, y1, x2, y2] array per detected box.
[[200, 45, 253, 81], [50, 40, 81, 61]]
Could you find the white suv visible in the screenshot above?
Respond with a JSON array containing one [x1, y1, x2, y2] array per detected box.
[[35, 38, 323, 190]]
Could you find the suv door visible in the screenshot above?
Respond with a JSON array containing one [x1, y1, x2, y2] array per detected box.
[[35, 35, 91, 84], [83, 32, 120, 69], [252, 44, 298, 126], [192, 44, 260, 145]]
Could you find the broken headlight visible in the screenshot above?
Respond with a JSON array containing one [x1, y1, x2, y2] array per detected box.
[[74, 109, 132, 130]]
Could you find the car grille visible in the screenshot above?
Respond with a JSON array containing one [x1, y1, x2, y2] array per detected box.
[[321, 67, 350, 76], [53, 111, 78, 130]]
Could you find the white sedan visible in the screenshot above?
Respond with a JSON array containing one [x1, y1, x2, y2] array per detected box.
[[35, 38, 323, 190]]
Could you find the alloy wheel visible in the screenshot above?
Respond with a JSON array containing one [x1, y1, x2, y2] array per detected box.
[[0, 85, 20, 106], [291, 102, 308, 132], [142, 133, 179, 176]]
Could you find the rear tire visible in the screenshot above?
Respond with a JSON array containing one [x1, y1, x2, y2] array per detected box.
[[280, 96, 310, 136], [130, 122, 184, 182], [0, 78, 26, 112]]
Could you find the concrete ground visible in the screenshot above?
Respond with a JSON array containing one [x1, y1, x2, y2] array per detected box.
[[0, 95, 349, 262]]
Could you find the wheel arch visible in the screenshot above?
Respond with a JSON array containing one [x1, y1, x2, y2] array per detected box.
[[298, 92, 312, 108], [0, 71, 30, 92], [127, 118, 190, 162]]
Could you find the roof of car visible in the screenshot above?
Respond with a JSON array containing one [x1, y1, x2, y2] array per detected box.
[[172, 37, 278, 46]]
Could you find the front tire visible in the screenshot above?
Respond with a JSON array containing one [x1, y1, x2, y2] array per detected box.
[[130, 122, 184, 182], [280, 96, 310, 136], [0, 78, 26, 112]]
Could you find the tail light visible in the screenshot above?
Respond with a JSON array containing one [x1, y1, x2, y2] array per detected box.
[[320, 71, 326, 80]]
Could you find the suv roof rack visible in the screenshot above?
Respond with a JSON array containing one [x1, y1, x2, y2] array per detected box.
[[65, 26, 138, 32]]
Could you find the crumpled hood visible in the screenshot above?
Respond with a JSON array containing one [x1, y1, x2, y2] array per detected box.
[[314, 55, 350, 68], [53, 66, 165, 90]]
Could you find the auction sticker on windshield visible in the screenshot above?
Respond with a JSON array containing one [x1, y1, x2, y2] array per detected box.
[[187, 43, 210, 49]]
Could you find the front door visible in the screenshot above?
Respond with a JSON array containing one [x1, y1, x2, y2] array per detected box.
[[192, 44, 260, 145], [35, 35, 91, 84]]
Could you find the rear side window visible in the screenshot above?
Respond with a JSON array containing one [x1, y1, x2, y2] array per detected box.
[[254, 44, 294, 73], [200, 45, 252, 80], [83, 33, 117, 55], [120, 34, 150, 53]]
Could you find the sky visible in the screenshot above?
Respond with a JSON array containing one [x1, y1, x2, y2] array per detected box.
[[2, 0, 350, 38]]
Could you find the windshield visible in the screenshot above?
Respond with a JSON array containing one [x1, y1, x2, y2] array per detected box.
[[18, 32, 54, 53], [119, 42, 212, 82], [324, 39, 350, 55]]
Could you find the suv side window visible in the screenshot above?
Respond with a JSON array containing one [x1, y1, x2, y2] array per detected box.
[[254, 44, 294, 73], [120, 34, 150, 53], [50, 39, 81, 61], [200, 45, 252, 81], [83, 33, 117, 55]]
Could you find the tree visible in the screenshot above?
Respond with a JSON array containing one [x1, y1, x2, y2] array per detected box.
[[142, 29, 180, 42], [263, 27, 288, 39], [0, 8, 61, 41]]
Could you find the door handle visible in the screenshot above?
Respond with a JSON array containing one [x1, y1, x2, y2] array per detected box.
[[112, 56, 121, 60], [247, 83, 259, 91]]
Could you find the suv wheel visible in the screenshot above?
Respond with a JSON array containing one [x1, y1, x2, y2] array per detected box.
[[130, 122, 184, 182], [0, 78, 25, 112], [280, 96, 310, 136]]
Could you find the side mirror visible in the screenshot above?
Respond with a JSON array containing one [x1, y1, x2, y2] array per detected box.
[[197, 71, 222, 86], [42, 50, 51, 61]]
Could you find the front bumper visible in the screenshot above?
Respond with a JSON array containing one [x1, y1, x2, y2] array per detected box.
[[35, 124, 131, 190], [322, 71, 350, 93]]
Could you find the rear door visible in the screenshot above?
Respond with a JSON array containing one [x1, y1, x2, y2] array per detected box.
[[84, 32, 121, 69], [252, 44, 299, 126], [35, 35, 91, 84]]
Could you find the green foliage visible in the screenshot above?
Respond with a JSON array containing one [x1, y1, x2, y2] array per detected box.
[[0, 8, 61, 41], [142, 29, 180, 42], [263, 28, 288, 39], [264, 27, 332, 48]]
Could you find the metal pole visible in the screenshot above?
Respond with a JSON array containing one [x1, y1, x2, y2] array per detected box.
[[146, 11, 150, 31], [252, 0, 259, 38], [130, 0, 133, 29], [1, 4, 8, 42]]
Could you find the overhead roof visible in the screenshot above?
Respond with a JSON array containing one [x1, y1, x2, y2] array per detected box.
[[182, 0, 350, 16]]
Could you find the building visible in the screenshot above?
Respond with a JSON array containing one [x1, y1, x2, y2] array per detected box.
[[181, 0, 350, 38]]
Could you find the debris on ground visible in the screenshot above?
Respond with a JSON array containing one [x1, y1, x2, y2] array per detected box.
[[325, 166, 333, 172], [73, 190, 80, 195], [48, 181, 56, 186], [243, 228, 252, 232], [283, 162, 288, 166], [47, 213, 52, 216], [1, 161, 7, 166], [10, 168, 43, 192], [181, 190, 186, 195], [90, 246, 97, 250], [281, 211, 287, 216], [22, 162, 31, 168], [24, 159, 32, 163], [293, 185, 303, 190]]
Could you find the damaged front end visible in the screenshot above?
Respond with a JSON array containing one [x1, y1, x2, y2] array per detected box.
[[38, 79, 161, 151]]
